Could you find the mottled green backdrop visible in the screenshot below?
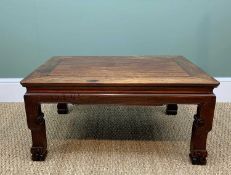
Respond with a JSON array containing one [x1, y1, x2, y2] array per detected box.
[[0, 0, 230, 77]]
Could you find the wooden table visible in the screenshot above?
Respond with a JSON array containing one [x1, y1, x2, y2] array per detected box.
[[21, 56, 219, 165]]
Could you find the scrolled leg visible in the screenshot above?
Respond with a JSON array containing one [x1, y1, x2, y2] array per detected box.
[[24, 95, 47, 161], [189, 97, 216, 165]]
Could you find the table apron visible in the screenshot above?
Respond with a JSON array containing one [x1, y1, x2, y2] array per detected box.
[[24, 93, 216, 105]]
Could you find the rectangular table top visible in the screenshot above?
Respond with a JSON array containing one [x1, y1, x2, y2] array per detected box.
[[21, 56, 219, 88]]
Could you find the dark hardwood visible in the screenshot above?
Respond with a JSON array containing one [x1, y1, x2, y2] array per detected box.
[[57, 103, 69, 114], [24, 95, 47, 161], [21, 56, 219, 164], [166, 104, 178, 115]]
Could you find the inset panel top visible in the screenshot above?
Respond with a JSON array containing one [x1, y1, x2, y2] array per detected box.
[[21, 56, 219, 87]]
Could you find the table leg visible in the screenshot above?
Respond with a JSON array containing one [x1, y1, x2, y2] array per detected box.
[[189, 98, 216, 165], [166, 104, 178, 115], [57, 103, 69, 114], [24, 96, 47, 161]]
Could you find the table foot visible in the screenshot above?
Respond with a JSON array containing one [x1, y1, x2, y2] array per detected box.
[[189, 151, 207, 165], [31, 147, 47, 161], [166, 104, 178, 115], [57, 103, 69, 114]]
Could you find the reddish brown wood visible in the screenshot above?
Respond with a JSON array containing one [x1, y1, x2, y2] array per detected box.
[[57, 103, 69, 114], [166, 104, 178, 115], [189, 97, 216, 165], [24, 94, 47, 161], [21, 56, 219, 87], [21, 56, 219, 164]]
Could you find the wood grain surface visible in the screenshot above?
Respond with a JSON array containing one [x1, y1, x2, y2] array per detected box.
[[21, 56, 219, 87]]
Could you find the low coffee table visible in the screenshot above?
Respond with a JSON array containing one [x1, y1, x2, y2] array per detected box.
[[21, 56, 219, 165]]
